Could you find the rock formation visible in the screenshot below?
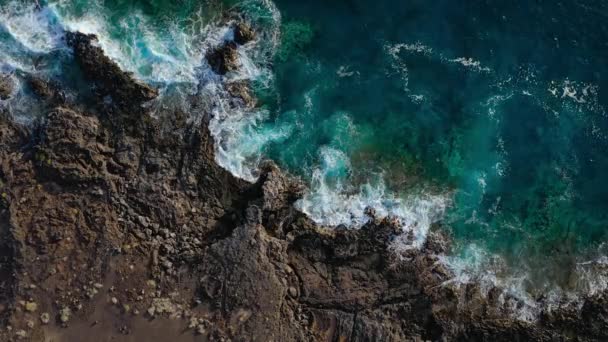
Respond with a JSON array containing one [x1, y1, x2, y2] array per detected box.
[[0, 23, 607, 342], [206, 41, 240, 75], [0, 75, 13, 100], [234, 22, 256, 45]]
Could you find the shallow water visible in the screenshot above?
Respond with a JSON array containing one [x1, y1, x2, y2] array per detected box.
[[2, 0, 608, 311]]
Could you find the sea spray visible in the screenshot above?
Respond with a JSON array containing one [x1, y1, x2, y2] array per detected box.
[[2, 0, 608, 322], [296, 146, 449, 248]]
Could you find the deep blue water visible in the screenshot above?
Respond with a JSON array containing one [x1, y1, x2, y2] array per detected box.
[[258, 0, 608, 292]]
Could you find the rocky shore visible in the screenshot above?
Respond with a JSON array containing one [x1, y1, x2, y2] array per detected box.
[[0, 21, 607, 342]]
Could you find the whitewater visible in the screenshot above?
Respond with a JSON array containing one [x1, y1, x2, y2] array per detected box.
[[2, 0, 608, 322]]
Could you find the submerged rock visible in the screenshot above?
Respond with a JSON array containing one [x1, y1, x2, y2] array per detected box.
[[26, 76, 65, 104], [226, 80, 256, 108]]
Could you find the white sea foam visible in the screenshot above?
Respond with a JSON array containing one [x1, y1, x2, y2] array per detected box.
[[437, 242, 608, 321], [0, 3, 64, 54], [296, 147, 449, 248], [53, 4, 207, 85], [337, 65, 359, 78], [3, 1, 608, 323], [438, 245, 543, 321], [0, 4, 69, 121], [385, 41, 493, 93], [448, 57, 492, 73], [388, 42, 434, 55], [201, 1, 285, 181], [0, 4, 67, 79]]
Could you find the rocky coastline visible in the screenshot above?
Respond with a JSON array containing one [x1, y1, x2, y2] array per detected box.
[[0, 19, 607, 342]]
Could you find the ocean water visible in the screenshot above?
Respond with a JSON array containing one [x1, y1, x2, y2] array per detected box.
[[2, 0, 608, 315], [248, 0, 608, 302]]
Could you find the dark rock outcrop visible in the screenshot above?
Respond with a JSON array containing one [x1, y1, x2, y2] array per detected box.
[[66, 32, 158, 110], [0, 24, 607, 342], [26, 76, 66, 105], [206, 41, 240, 75], [234, 22, 256, 45], [0, 75, 13, 100], [36, 107, 113, 185], [226, 80, 257, 108]]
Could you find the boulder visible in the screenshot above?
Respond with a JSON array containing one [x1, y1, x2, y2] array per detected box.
[[0, 74, 13, 100], [226, 81, 256, 108], [206, 41, 239, 75], [234, 22, 256, 45]]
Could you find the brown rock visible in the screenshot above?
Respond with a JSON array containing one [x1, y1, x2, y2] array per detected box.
[[37, 107, 111, 184], [27, 76, 65, 104], [0, 74, 13, 100], [226, 81, 256, 108], [66, 31, 158, 110], [234, 22, 256, 45], [206, 41, 239, 75], [0, 15, 605, 342]]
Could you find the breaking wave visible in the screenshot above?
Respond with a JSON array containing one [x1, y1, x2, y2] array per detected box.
[[3, 0, 608, 322]]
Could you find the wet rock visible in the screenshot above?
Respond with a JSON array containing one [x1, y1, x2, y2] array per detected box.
[[27, 76, 65, 104], [206, 41, 239, 75], [226, 81, 256, 108], [259, 162, 305, 211], [234, 22, 256, 45], [66, 31, 158, 110], [0, 74, 13, 100]]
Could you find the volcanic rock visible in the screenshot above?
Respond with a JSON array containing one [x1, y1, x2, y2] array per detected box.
[[226, 80, 256, 108], [206, 41, 240, 75], [65, 31, 158, 110], [0, 74, 13, 100], [0, 15, 606, 342], [234, 22, 256, 45], [27, 76, 65, 104]]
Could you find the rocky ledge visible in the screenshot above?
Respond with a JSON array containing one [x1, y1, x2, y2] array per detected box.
[[0, 22, 607, 342]]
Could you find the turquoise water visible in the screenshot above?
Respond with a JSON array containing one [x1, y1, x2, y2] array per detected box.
[[2, 0, 608, 301], [256, 0, 608, 295]]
